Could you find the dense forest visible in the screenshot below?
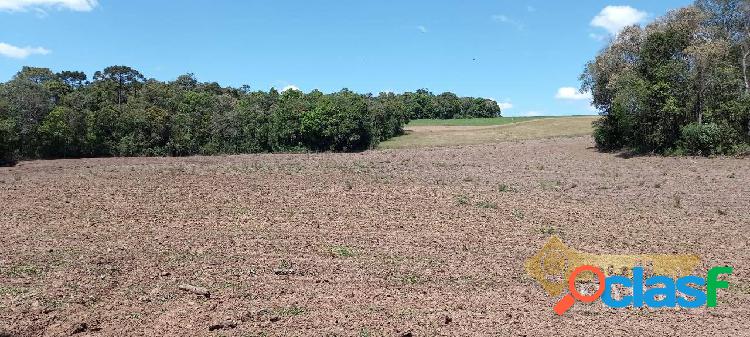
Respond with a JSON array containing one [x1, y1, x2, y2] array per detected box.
[[0, 66, 501, 165], [583, 0, 750, 155]]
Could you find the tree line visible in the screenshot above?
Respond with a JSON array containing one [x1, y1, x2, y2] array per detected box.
[[0, 66, 502, 164], [582, 0, 750, 155]]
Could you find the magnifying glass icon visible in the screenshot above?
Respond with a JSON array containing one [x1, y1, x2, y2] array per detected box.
[[553, 265, 605, 315]]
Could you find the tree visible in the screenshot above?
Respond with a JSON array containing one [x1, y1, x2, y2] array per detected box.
[[0, 64, 497, 161], [268, 89, 306, 151], [203, 94, 239, 154], [696, 0, 750, 94], [435, 92, 462, 119], [93, 66, 146, 109], [172, 73, 199, 91], [167, 91, 215, 155], [583, 2, 750, 155], [368, 92, 408, 141], [301, 89, 374, 151], [1, 68, 56, 157], [403, 89, 437, 119], [57, 71, 87, 88], [0, 91, 18, 165], [234, 91, 273, 152], [38, 106, 79, 157], [14, 67, 55, 84]]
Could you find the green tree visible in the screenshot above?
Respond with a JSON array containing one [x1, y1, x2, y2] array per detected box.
[[302, 89, 374, 151], [93, 66, 146, 110], [38, 106, 81, 157], [0, 92, 18, 165], [583, 3, 750, 155], [166, 91, 216, 155], [403, 89, 437, 119], [1, 68, 56, 158], [0, 64, 498, 162], [57, 70, 87, 88], [268, 89, 306, 151], [368, 92, 408, 141]]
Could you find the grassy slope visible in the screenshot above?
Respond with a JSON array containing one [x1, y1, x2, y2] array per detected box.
[[406, 116, 548, 127], [380, 116, 598, 149]]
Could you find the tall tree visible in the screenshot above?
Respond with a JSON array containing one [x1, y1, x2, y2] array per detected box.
[[696, 0, 750, 94], [93, 66, 146, 110], [583, 2, 750, 154], [57, 71, 87, 88]]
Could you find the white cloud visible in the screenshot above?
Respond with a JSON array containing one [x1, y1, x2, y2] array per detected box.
[[0, 0, 97, 12], [555, 87, 592, 100], [524, 111, 543, 117], [489, 97, 513, 110], [281, 85, 300, 92], [0, 42, 50, 59], [491, 14, 524, 30], [498, 102, 513, 110], [591, 5, 647, 35], [417, 25, 427, 33]]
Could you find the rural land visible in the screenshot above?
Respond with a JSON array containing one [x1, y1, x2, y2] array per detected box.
[[1, 0, 750, 336], [1, 117, 749, 336]]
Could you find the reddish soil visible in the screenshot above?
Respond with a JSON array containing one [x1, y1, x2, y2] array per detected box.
[[0, 136, 748, 336]]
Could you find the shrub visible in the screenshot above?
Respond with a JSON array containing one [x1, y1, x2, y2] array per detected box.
[[268, 89, 306, 152], [38, 107, 76, 158], [302, 90, 374, 152], [593, 115, 624, 151], [677, 123, 739, 156], [0, 117, 18, 166]]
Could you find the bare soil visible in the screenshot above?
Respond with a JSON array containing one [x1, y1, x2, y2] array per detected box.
[[0, 136, 748, 336]]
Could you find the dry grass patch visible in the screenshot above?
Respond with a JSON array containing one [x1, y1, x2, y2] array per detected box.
[[379, 116, 598, 149]]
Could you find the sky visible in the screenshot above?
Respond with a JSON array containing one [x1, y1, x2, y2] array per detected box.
[[0, 0, 693, 116]]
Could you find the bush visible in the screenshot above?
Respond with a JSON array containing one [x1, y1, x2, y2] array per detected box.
[[268, 90, 305, 152], [677, 123, 739, 156], [302, 90, 374, 151], [38, 107, 76, 158], [0, 117, 18, 166], [593, 114, 624, 151]]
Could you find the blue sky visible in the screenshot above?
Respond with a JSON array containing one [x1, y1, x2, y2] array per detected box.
[[0, 0, 691, 116]]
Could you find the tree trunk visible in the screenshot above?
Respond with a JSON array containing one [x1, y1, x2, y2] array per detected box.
[[743, 49, 749, 95], [745, 28, 750, 95], [696, 67, 704, 124]]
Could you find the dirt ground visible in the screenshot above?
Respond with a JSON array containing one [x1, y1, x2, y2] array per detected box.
[[1, 136, 748, 336]]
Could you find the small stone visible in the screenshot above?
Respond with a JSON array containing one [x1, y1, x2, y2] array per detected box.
[[273, 268, 296, 276], [178, 284, 210, 298], [71, 322, 88, 334], [208, 321, 236, 331]]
